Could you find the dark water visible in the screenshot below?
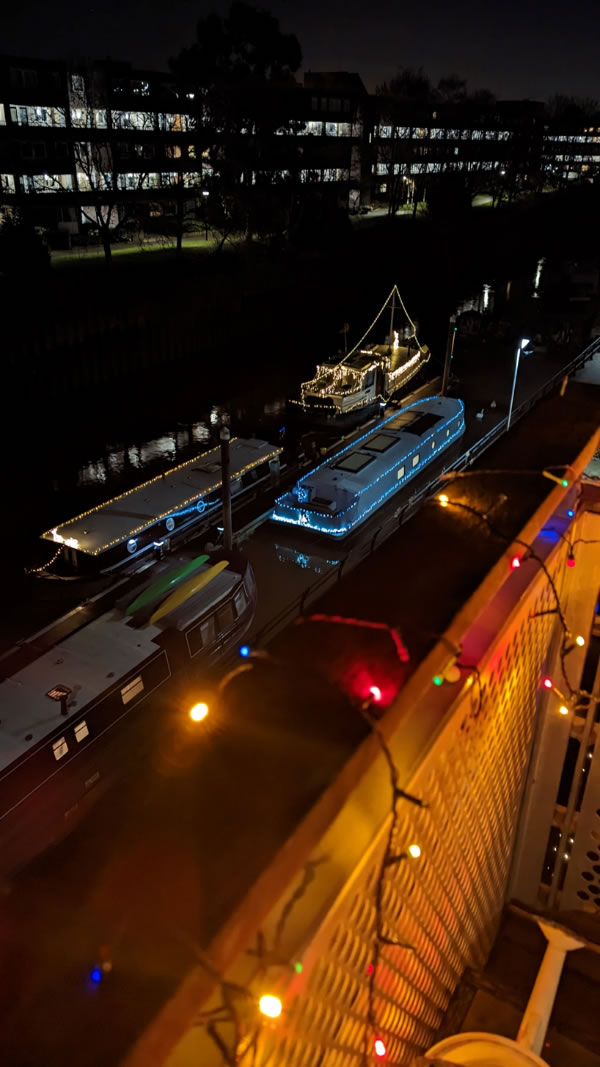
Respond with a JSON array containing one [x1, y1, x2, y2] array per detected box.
[[0, 259, 548, 580]]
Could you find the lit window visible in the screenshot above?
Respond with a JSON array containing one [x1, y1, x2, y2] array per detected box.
[[74, 720, 89, 742], [412, 454, 420, 467], [200, 616, 216, 647], [53, 737, 69, 760], [446, 428, 450, 437], [396, 465, 405, 480], [431, 440, 436, 449], [234, 588, 248, 616], [121, 675, 144, 705]]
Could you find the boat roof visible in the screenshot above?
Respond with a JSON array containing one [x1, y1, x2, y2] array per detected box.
[[41, 438, 282, 557], [0, 556, 241, 772], [298, 396, 463, 494]]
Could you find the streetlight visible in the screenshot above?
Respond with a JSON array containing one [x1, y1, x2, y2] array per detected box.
[[202, 189, 209, 240], [507, 337, 530, 431]]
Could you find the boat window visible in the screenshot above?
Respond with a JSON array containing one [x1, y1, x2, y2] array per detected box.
[[218, 601, 235, 632], [431, 439, 436, 450], [412, 453, 420, 467], [446, 428, 450, 437], [234, 587, 248, 617], [121, 675, 144, 705], [53, 737, 69, 760], [365, 433, 397, 453], [334, 452, 375, 474], [201, 616, 216, 647], [396, 465, 405, 480], [364, 370, 375, 387], [74, 720, 89, 743], [404, 412, 443, 436]]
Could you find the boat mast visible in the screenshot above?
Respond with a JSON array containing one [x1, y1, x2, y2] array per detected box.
[[388, 288, 396, 346]]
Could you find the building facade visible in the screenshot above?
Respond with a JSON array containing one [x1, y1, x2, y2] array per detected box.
[[1, 54, 599, 243]]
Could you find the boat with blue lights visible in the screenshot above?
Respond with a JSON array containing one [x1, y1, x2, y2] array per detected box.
[[288, 286, 431, 429], [271, 396, 465, 538]]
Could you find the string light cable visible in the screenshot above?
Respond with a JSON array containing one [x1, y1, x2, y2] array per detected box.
[[434, 493, 594, 698]]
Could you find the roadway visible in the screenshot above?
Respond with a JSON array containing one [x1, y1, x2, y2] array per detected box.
[[0, 334, 599, 1067]]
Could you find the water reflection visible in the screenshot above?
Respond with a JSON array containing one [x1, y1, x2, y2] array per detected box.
[[77, 421, 212, 487], [533, 256, 546, 298], [275, 543, 341, 575]]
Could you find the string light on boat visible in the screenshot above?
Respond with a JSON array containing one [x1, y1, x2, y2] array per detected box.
[[273, 410, 465, 536], [567, 508, 575, 518], [41, 443, 282, 556], [438, 493, 449, 507]]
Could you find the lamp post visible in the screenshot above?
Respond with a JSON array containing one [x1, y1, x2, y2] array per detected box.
[[441, 313, 457, 395], [507, 336, 530, 431], [220, 419, 233, 552], [202, 189, 209, 241]]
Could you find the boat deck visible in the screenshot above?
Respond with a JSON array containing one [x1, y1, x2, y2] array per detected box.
[[40, 438, 281, 558]]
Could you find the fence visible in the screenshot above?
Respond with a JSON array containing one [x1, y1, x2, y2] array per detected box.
[[122, 426, 600, 1067]]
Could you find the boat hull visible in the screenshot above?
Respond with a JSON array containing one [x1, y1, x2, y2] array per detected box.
[[286, 397, 382, 431]]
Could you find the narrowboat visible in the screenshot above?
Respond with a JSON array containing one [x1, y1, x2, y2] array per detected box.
[[0, 547, 255, 877], [40, 437, 282, 575], [271, 396, 465, 538], [288, 286, 431, 429]]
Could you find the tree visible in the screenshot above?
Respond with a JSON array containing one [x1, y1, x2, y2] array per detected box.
[[0, 209, 50, 278], [69, 67, 156, 264], [171, 3, 302, 239]]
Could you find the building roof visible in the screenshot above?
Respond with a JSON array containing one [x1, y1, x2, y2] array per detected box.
[[297, 396, 462, 495], [0, 555, 240, 771], [40, 437, 281, 557]]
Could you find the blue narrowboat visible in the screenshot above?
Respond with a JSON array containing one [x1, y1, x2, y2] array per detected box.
[[271, 396, 465, 538]]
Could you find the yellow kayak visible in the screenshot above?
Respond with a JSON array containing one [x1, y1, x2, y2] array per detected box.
[[149, 560, 230, 625]]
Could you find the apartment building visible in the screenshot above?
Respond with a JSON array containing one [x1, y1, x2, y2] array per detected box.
[[1, 53, 598, 243]]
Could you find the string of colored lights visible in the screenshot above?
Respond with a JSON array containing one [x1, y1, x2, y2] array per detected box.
[[359, 695, 426, 1065], [434, 492, 588, 699]]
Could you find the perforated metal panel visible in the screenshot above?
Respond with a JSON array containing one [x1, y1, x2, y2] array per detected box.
[[251, 572, 559, 1066]]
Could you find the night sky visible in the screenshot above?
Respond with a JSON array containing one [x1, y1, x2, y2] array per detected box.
[[5, 0, 600, 101]]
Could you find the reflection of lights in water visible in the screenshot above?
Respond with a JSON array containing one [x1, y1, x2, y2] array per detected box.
[[275, 544, 340, 574], [264, 398, 285, 416], [482, 284, 490, 310], [192, 422, 210, 443], [210, 407, 220, 426], [533, 256, 546, 297]]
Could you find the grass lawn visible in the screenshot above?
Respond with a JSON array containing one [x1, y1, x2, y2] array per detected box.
[[51, 234, 217, 267]]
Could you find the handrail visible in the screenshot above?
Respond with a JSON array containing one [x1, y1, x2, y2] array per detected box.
[[251, 337, 599, 648]]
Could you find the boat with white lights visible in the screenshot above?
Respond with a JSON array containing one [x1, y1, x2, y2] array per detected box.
[[40, 437, 282, 575], [288, 286, 431, 429], [271, 395, 465, 538], [0, 547, 255, 876]]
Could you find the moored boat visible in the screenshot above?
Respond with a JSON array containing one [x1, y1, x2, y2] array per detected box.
[[272, 395, 465, 538], [0, 547, 255, 877], [288, 286, 431, 429]]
